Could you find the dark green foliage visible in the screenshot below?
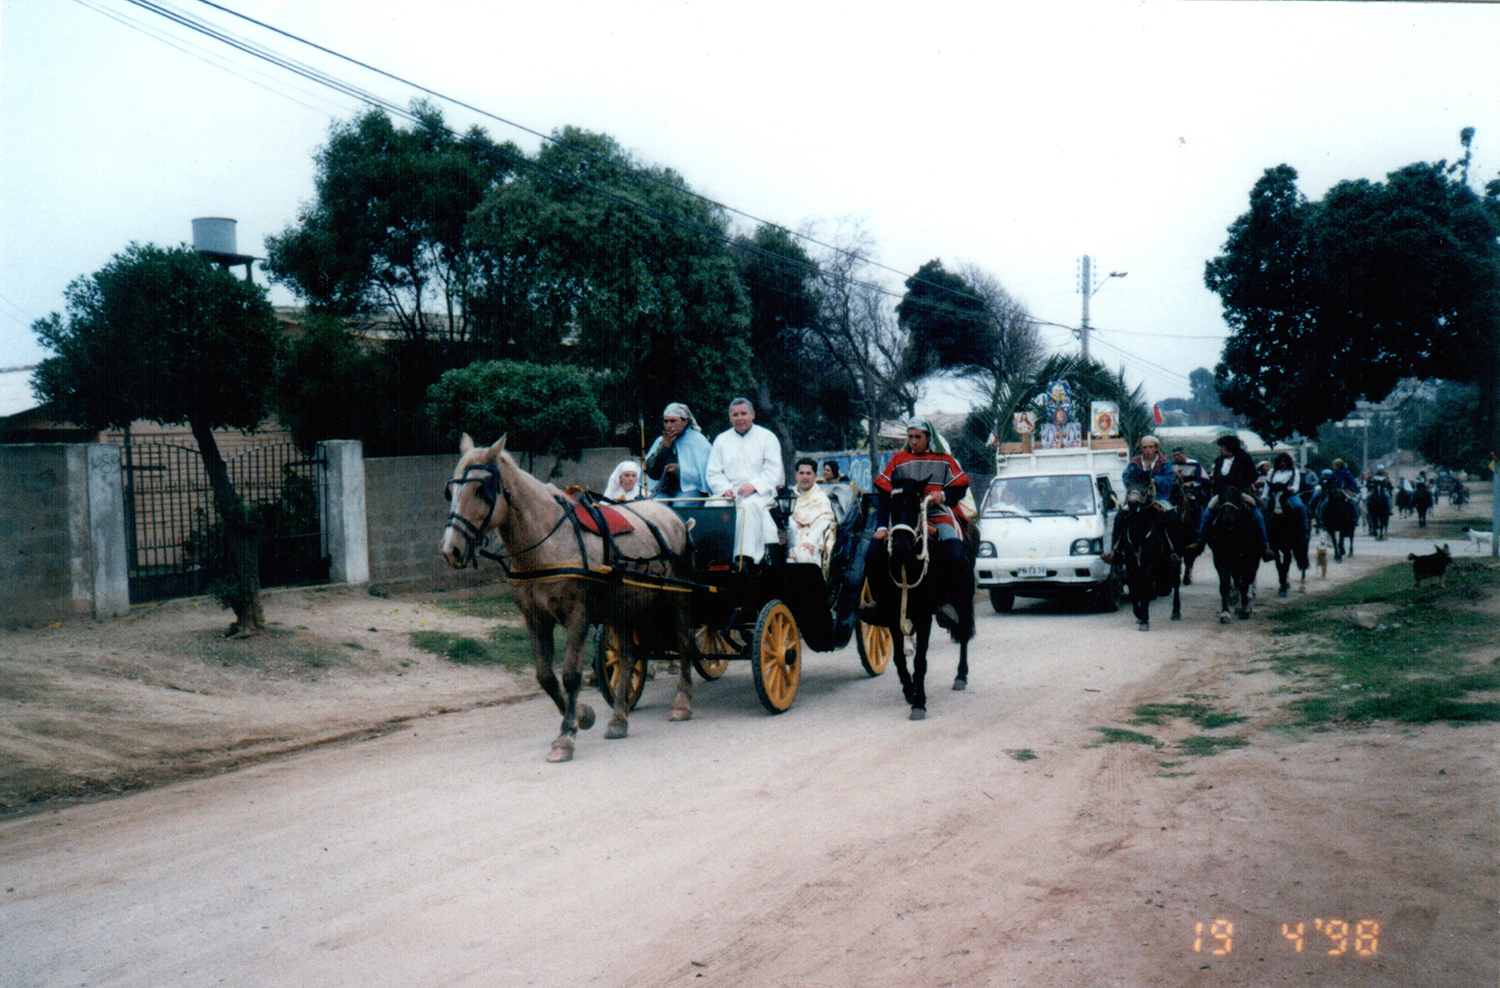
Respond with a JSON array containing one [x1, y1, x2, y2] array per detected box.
[[1092, 727, 1159, 747], [467, 127, 754, 428], [1177, 736, 1250, 757], [265, 103, 518, 344], [425, 360, 607, 459], [896, 259, 991, 378], [32, 243, 279, 432], [1399, 381, 1493, 478], [1132, 702, 1246, 730], [409, 625, 539, 672], [1207, 142, 1500, 443]]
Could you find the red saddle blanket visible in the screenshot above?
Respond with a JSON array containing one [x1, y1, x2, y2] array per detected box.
[[572, 502, 635, 536]]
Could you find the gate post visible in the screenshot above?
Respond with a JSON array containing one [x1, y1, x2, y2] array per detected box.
[[87, 444, 131, 619], [319, 440, 369, 585]]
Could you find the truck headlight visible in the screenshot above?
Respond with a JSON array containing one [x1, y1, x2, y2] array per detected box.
[[978, 541, 996, 558], [1070, 537, 1102, 556]]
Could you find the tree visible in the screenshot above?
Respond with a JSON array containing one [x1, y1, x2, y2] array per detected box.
[[265, 102, 518, 348], [425, 361, 608, 461], [947, 264, 1044, 455], [1399, 380, 1492, 478], [896, 260, 992, 380], [989, 353, 1151, 449], [466, 127, 754, 429], [1207, 139, 1500, 445], [32, 244, 281, 635], [801, 225, 913, 478]]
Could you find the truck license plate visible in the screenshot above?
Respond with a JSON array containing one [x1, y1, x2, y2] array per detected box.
[[1017, 565, 1047, 579]]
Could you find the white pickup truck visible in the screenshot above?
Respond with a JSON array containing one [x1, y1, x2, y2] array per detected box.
[[974, 445, 1127, 613]]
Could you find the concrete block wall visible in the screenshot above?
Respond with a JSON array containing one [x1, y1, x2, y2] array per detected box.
[[363, 447, 629, 586], [0, 444, 129, 626]]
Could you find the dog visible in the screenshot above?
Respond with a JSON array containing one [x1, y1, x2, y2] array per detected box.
[[1409, 544, 1453, 586], [1314, 541, 1329, 580], [1461, 526, 1493, 553]]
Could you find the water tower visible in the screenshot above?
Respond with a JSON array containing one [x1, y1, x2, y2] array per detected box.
[[192, 217, 257, 280]]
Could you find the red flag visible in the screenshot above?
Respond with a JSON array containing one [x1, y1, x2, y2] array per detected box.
[[1153, 403, 1164, 425]]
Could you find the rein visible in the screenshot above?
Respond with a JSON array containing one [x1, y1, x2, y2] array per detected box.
[[887, 516, 930, 640], [444, 459, 695, 593]]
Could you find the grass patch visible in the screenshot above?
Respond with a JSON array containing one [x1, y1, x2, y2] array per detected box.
[[1091, 727, 1160, 747], [1267, 559, 1500, 726], [428, 593, 523, 619], [1178, 736, 1249, 757], [409, 624, 540, 672], [1006, 748, 1038, 762], [1132, 701, 1247, 730]]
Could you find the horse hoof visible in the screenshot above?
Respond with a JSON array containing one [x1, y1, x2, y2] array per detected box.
[[1137, 621, 1149, 631], [909, 707, 926, 721], [547, 738, 575, 762], [1238, 609, 1251, 620], [604, 719, 628, 740], [1278, 589, 1288, 598], [952, 679, 967, 691], [577, 703, 596, 731], [669, 703, 692, 722], [1220, 612, 1231, 624]]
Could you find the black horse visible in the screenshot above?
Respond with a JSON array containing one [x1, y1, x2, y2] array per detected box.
[[1395, 485, 1414, 518], [1171, 479, 1207, 587], [1320, 483, 1358, 562], [1365, 484, 1392, 541], [1265, 486, 1309, 597], [866, 483, 974, 720], [1116, 480, 1184, 630], [1205, 491, 1261, 622], [1413, 484, 1433, 528]]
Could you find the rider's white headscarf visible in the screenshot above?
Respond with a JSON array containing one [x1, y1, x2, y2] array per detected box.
[[604, 459, 644, 501]]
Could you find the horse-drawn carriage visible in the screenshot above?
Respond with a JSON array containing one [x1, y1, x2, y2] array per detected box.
[[592, 484, 893, 715]]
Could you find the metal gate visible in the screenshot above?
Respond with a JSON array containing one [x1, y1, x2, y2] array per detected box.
[[121, 441, 331, 602]]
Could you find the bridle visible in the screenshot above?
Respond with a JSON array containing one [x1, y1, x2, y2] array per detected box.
[[886, 489, 932, 639], [444, 463, 506, 569]]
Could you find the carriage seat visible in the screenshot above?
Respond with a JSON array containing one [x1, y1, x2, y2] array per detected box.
[[824, 483, 858, 527]]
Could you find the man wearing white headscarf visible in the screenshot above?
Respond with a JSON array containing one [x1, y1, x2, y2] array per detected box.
[[643, 402, 712, 500], [603, 460, 645, 501], [707, 397, 785, 565]]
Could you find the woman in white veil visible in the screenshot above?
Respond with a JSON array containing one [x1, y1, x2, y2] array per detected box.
[[603, 460, 646, 502]]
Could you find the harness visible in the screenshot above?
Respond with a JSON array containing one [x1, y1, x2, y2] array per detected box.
[[444, 462, 700, 596], [886, 514, 930, 640]]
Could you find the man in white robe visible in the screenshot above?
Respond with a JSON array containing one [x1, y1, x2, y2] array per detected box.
[[707, 398, 785, 564]]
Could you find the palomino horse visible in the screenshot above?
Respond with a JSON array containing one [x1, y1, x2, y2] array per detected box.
[[865, 483, 973, 720], [1320, 484, 1358, 561], [1116, 478, 1183, 630], [1205, 490, 1261, 623], [441, 435, 695, 762], [1265, 486, 1309, 597]]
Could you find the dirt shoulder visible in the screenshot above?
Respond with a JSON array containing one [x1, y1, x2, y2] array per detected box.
[[0, 580, 536, 813]]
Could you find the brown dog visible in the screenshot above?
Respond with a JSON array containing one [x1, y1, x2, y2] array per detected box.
[[1314, 541, 1329, 579], [1409, 544, 1452, 586]]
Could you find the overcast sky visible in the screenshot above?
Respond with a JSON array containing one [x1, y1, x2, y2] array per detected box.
[[4, 0, 1500, 413]]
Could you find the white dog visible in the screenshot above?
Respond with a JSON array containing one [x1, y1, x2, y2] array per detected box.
[[1461, 526, 1493, 553]]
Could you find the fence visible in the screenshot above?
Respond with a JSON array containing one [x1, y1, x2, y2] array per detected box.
[[121, 441, 330, 602]]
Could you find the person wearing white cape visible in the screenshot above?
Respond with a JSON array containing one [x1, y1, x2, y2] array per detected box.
[[706, 397, 785, 565]]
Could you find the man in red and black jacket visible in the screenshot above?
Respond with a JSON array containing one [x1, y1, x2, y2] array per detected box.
[[862, 417, 970, 625]]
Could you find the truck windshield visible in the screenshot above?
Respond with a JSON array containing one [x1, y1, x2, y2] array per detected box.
[[982, 474, 1096, 516]]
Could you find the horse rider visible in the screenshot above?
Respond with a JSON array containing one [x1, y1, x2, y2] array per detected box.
[[787, 457, 836, 574], [1264, 451, 1309, 532], [1104, 435, 1175, 563], [706, 397, 785, 566], [861, 417, 971, 625], [1367, 465, 1394, 497], [1329, 458, 1360, 495], [1171, 446, 1208, 501], [643, 402, 713, 501], [1188, 433, 1274, 562]]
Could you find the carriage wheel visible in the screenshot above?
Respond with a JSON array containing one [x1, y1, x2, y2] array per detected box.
[[593, 624, 646, 711], [692, 626, 735, 680], [751, 600, 801, 714], [855, 580, 891, 676]]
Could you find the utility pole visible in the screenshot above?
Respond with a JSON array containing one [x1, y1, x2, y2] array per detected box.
[[1078, 255, 1126, 361], [1079, 255, 1093, 360]]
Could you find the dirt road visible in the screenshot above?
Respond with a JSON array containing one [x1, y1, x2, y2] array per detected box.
[[1, 510, 1496, 987]]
